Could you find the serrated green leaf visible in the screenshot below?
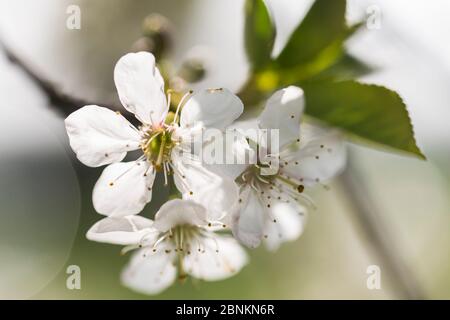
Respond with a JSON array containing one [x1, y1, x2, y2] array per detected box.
[[276, 0, 347, 69], [244, 0, 276, 71], [302, 80, 425, 158]]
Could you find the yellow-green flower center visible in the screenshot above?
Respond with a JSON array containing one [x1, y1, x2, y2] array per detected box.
[[141, 127, 176, 171]]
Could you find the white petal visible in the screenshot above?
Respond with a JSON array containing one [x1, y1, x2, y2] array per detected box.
[[65, 105, 141, 167], [86, 215, 156, 245], [93, 160, 155, 216], [180, 88, 243, 131], [114, 52, 167, 124], [263, 198, 307, 251], [152, 199, 207, 232], [281, 132, 346, 186], [172, 153, 239, 221], [231, 186, 266, 248], [258, 86, 304, 148], [205, 129, 256, 180], [183, 235, 247, 281], [121, 245, 176, 295]]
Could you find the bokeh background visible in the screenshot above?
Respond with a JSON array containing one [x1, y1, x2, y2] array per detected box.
[[0, 0, 449, 299]]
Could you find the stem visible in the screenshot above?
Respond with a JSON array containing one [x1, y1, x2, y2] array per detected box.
[[338, 150, 425, 299], [237, 75, 264, 113], [0, 36, 126, 118]]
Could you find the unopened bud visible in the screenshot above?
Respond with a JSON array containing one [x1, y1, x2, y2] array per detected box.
[[141, 13, 173, 59], [131, 37, 156, 53], [178, 58, 206, 83]]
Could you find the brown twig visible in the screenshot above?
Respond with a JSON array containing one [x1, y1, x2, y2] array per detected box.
[[0, 36, 119, 117]]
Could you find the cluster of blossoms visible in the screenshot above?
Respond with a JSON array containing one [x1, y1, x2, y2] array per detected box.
[[65, 52, 345, 295]]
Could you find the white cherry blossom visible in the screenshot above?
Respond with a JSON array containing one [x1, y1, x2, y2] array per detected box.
[[65, 52, 242, 218], [231, 86, 347, 250], [86, 199, 248, 295]]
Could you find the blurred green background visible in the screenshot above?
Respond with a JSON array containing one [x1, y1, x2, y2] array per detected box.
[[0, 0, 449, 299]]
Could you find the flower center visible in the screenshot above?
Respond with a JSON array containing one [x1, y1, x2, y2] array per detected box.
[[238, 163, 306, 199], [140, 125, 176, 171], [167, 224, 205, 280], [170, 224, 200, 253]]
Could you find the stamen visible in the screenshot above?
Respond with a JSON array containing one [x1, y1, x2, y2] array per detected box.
[[167, 90, 172, 109], [153, 233, 170, 250], [173, 90, 193, 124], [109, 158, 146, 186]]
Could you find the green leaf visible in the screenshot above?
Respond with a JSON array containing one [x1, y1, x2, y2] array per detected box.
[[302, 80, 425, 158], [244, 0, 276, 71], [312, 54, 374, 81], [276, 0, 347, 69]]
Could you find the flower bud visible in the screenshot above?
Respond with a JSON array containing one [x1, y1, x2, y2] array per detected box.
[[178, 58, 207, 83], [131, 37, 156, 53], [141, 13, 173, 59]]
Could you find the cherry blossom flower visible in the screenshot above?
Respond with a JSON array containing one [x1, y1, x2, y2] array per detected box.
[[230, 86, 347, 250], [65, 52, 242, 219], [86, 199, 248, 295]]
